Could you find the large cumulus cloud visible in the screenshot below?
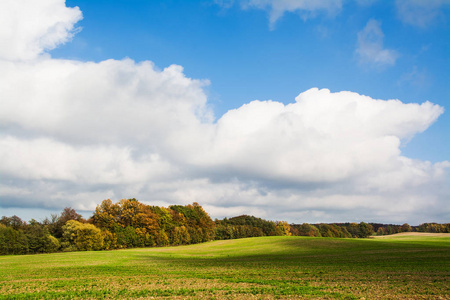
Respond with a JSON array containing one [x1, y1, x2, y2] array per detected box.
[[0, 0, 448, 224], [0, 0, 82, 61]]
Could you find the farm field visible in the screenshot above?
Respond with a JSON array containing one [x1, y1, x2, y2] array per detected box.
[[0, 234, 449, 299]]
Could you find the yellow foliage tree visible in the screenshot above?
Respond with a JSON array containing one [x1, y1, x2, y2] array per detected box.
[[62, 220, 104, 251], [276, 221, 292, 236]]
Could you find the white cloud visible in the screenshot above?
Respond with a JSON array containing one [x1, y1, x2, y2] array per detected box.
[[200, 88, 443, 184], [0, 58, 212, 147], [0, 136, 175, 184], [0, 0, 82, 61], [356, 19, 399, 68], [0, 0, 449, 224], [396, 0, 449, 28], [240, 0, 342, 29]]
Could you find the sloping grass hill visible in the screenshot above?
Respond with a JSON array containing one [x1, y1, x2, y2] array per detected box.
[[1, 235, 449, 299]]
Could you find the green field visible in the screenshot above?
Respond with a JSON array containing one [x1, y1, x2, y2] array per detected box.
[[1, 234, 449, 299]]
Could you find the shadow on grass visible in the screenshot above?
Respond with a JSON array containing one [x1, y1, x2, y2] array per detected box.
[[128, 237, 449, 299]]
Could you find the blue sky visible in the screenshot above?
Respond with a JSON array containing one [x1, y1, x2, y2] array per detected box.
[[0, 0, 449, 224], [52, 0, 450, 161]]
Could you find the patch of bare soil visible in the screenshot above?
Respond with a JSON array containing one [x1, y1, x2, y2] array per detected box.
[[373, 232, 450, 238]]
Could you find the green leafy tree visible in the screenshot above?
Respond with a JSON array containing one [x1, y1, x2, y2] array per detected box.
[[218, 215, 278, 238], [0, 224, 29, 255], [26, 220, 60, 253], [358, 222, 374, 238], [114, 225, 139, 248], [317, 224, 333, 237], [401, 223, 412, 232]]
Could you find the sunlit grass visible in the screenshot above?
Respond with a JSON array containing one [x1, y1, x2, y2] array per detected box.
[[1, 235, 449, 299]]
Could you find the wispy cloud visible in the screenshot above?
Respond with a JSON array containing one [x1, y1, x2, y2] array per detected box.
[[396, 0, 448, 28], [220, 0, 342, 29], [398, 66, 429, 88], [356, 19, 399, 68]]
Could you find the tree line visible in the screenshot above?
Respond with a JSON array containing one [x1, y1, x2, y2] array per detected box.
[[1, 198, 449, 255], [370, 222, 450, 235]]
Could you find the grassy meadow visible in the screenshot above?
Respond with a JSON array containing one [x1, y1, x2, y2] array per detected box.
[[0, 234, 449, 299]]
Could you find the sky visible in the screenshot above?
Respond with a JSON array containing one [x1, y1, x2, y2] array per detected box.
[[0, 0, 449, 225]]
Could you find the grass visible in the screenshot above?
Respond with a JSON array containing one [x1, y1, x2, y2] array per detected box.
[[0, 234, 449, 299]]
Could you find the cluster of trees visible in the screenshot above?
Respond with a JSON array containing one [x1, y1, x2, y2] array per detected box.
[[372, 223, 413, 235], [290, 222, 374, 238], [416, 223, 450, 233], [214, 218, 376, 239], [214, 217, 374, 239], [0, 200, 215, 255], [290, 222, 449, 238], [1, 198, 449, 255], [0, 208, 82, 255], [214, 215, 291, 239], [372, 222, 450, 235], [90, 199, 215, 249]]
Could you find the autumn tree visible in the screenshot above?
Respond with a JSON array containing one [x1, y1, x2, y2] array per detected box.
[[276, 221, 292, 236], [45, 207, 84, 239], [170, 202, 215, 243], [91, 199, 215, 248], [61, 220, 104, 251], [417, 223, 449, 233], [91, 199, 120, 231], [0, 215, 27, 230], [292, 223, 321, 237]]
